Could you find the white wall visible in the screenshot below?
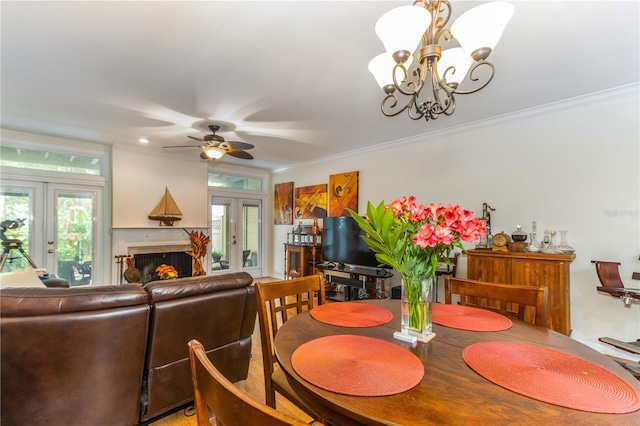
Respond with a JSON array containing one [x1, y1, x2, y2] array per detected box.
[[112, 145, 209, 228], [272, 85, 640, 359]]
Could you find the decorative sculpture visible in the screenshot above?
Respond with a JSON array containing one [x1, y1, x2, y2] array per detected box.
[[185, 229, 210, 276], [123, 255, 141, 283], [149, 187, 183, 226]]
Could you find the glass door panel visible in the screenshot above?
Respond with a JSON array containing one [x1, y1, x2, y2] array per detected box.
[[46, 185, 100, 286], [0, 186, 38, 272], [211, 198, 233, 272], [241, 201, 261, 271]]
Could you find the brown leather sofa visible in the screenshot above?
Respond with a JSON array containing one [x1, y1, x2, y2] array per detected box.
[[1, 272, 256, 426]]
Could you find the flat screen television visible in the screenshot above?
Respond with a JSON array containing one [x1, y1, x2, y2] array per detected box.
[[322, 216, 386, 269]]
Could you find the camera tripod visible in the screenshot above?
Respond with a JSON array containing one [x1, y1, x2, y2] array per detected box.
[[0, 239, 38, 272]]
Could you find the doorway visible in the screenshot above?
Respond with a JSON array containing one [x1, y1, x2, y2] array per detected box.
[[0, 180, 102, 284], [210, 196, 262, 277]]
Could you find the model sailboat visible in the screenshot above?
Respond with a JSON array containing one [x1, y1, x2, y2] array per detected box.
[[148, 187, 183, 226]]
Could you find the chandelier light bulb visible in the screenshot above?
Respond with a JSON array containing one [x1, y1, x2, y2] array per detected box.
[[451, 1, 514, 61], [368, 52, 413, 89], [375, 5, 431, 56]]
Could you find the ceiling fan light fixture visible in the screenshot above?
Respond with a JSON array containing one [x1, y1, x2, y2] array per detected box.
[[203, 146, 225, 159], [165, 123, 254, 161]]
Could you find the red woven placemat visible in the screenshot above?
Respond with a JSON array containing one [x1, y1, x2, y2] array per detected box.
[[292, 335, 424, 396], [433, 304, 512, 331], [463, 342, 640, 413], [310, 302, 393, 327]]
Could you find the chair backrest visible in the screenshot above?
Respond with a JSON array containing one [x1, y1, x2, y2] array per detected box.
[[436, 252, 460, 276], [444, 276, 548, 327], [254, 275, 325, 404], [591, 260, 625, 288], [57, 260, 90, 286], [188, 339, 308, 426]]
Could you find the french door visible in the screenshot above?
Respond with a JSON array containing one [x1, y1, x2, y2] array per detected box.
[[210, 196, 262, 277], [0, 180, 102, 285]]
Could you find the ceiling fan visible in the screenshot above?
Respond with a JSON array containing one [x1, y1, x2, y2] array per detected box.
[[163, 124, 254, 161]]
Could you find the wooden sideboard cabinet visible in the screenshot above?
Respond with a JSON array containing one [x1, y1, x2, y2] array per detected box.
[[466, 249, 576, 335]]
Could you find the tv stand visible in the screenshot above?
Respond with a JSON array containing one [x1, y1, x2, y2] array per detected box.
[[317, 264, 392, 301]]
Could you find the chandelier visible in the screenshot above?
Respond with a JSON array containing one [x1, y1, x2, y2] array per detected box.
[[368, 0, 514, 122]]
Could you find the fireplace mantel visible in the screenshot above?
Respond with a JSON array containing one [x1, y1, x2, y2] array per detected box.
[[127, 242, 192, 255]]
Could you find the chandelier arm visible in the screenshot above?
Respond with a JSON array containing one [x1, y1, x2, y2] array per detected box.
[[393, 65, 425, 97], [429, 62, 455, 117], [407, 100, 427, 120], [431, 0, 452, 45], [381, 94, 414, 117], [453, 61, 496, 95], [442, 95, 456, 116]]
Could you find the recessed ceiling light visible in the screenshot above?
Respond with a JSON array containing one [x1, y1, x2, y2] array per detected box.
[[139, 138, 149, 144]]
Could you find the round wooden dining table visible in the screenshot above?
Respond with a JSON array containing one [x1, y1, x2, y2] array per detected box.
[[274, 299, 640, 425]]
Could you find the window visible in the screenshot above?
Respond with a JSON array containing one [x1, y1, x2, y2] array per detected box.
[[208, 173, 262, 191], [0, 146, 102, 175]]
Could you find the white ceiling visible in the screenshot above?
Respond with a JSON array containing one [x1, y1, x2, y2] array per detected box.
[[2, 1, 639, 170]]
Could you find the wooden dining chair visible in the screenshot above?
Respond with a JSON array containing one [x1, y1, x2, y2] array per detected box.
[[188, 339, 310, 426], [254, 275, 325, 419], [444, 276, 548, 327], [434, 252, 460, 302]]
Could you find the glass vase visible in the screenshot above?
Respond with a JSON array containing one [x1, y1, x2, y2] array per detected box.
[[396, 275, 434, 343]]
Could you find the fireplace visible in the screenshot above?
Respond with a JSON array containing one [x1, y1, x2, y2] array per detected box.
[[134, 251, 192, 284], [112, 228, 208, 285], [126, 242, 194, 284]]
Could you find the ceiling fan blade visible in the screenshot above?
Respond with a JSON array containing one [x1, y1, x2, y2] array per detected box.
[[224, 140, 254, 150], [163, 144, 202, 148], [225, 150, 254, 160], [188, 135, 204, 141]]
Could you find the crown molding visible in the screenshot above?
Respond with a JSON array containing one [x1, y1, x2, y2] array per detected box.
[[274, 83, 639, 173]]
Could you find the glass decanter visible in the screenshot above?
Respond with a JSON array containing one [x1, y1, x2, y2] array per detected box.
[[543, 230, 561, 254], [525, 232, 541, 252], [511, 224, 527, 242], [525, 221, 540, 252], [556, 230, 575, 253]]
